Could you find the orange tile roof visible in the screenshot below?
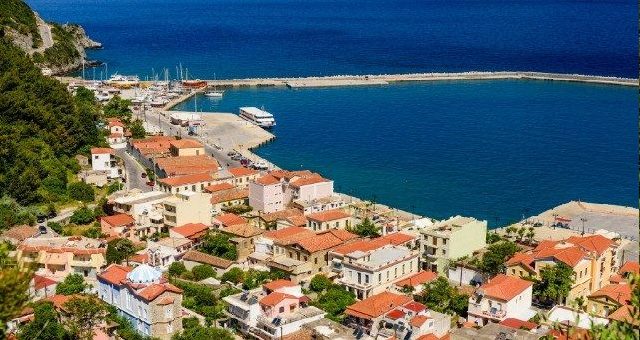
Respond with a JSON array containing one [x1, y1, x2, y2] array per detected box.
[[98, 264, 132, 285], [306, 209, 350, 222], [478, 274, 533, 301], [289, 174, 330, 188], [157, 296, 175, 305], [331, 233, 414, 256], [169, 139, 203, 149], [394, 271, 438, 288], [44, 294, 75, 311], [260, 208, 303, 223], [228, 166, 259, 177], [403, 301, 426, 313], [281, 214, 308, 227], [182, 250, 233, 269], [108, 120, 124, 127], [382, 232, 417, 245], [211, 188, 248, 204], [137, 282, 182, 301], [499, 318, 538, 330], [156, 155, 219, 176], [101, 213, 135, 228], [345, 292, 411, 319], [263, 279, 296, 292], [618, 261, 639, 275], [324, 229, 358, 241], [91, 147, 114, 155], [259, 292, 298, 307], [33, 274, 57, 290], [172, 223, 209, 240], [129, 253, 149, 264], [533, 244, 587, 267], [296, 229, 357, 253], [158, 172, 214, 186], [255, 174, 281, 185], [566, 234, 613, 256], [214, 213, 247, 227], [589, 283, 632, 305], [608, 305, 639, 326], [505, 252, 536, 273], [386, 309, 405, 320], [204, 182, 235, 193], [263, 226, 316, 245], [410, 315, 430, 327], [222, 224, 263, 238], [1, 225, 38, 242]]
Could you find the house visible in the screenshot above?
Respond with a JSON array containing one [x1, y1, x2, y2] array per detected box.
[[162, 191, 212, 229], [248, 226, 316, 268], [275, 214, 308, 230], [467, 274, 535, 326], [1, 225, 38, 246], [249, 170, 334, 214], [506, 234, 619, 302], [213, 213, 248, 228], [91, 147, 122, 179], [219, 224, 264, 261], [392, 270, 438, 294], [344, 291, 450, 339], [545, 305, 608, 330], [155, 155, 219, 178], [204, 182, 235, 194], [168, 139, 205, 157], [222, 280, 325, 339], [306, 209, 352, 232], [128, 136, 175, 170], [328, 232, 417, 274], [29, 274, 58, 299], [210, 188, 249, 214], [111, 191, 171, 218], [100, 213, 136, 239], [228, 167, 260, 188], [451, 322, 548, 340], [607, 304, 640, 326], [107, 119, 127, 146], [252, 208, 304, 229], [292, 194, 346, 215], [586, 283, 631, 317], [181, 250, 234, 276], [146, 237, 193, 268], [421, 216, 487, 274], [157, 173, 216, 194], [168, 223, 210, 244], [97, 264, 183, 339], [16, 236, 107, 284], [609, 261, 639, 284]]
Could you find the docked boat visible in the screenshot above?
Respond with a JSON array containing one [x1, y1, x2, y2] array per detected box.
[[204, 90, 224, 98], [106, 74, 140, 88], [239, 107, 276, 128]]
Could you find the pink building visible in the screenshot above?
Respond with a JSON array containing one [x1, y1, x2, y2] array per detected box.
[[249, 170, 334, 214]]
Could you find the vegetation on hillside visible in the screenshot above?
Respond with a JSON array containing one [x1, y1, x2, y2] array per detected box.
[[0, 0, 41, 47], [32, 24, 81, 68]]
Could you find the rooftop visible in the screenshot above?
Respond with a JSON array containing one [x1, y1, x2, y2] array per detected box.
[[153, 237, 192, 249], [171, 223, 209, 240], [214, 213, 247, 227], [228, 166, 259, 177], [169, 139, 203, 149], [100, 213, 135, 227], [345, 291, 411, 319], [19, 236, 106, 254], [296, 229, 357, 253], [263, 226, 316, 246], [182, 249, 233, 269], [90, 147, 114, 155], [158, 172, 214, 187], [345, 245, 414, 269], [306, 209, 350, 222], [476, 274, 533, 302], [112, 191, 171, 205], [588, 283, 632, 305], [204, 182, 236, 193], [222, 224, 263, 238], [394, 271, 438, 288]]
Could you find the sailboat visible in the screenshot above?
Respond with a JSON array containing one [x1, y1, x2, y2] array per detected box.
[[204, 73, 224, 98]]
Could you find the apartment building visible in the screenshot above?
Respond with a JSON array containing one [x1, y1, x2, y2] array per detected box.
[[157, 172, 216, 194], [100, 213, 136, 239], [249, 170, 334, 213], [306, 209, 352, 232], [98, 264, 183, 339], [162, 191, 212, 229], [228, 166, 260, 188], [467, 274, 535, 326], [219, 224, 264, 261], [91, 147, 122, 179], [421, 216, 487, 274]]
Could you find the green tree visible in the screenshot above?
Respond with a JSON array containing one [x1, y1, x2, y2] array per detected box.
[[47, 221, 63, 234], [220, 267, 244, 284], [0, 243, 31, 338], [534, 262, 574, 304], [311, 284, 356, 322], [168, 261, 187, 277], [63, 296, 108, 340], [17, 302, 69, 340], [69, 205, 95, 225], [191, 264, 216, 281], [416, 277, 469, 316], [68, 182, 95, 202], [347, 217, 380, 238], [486, 231, 502, 244], [171, 324, 234, 340], [103, 96, 133, 123], [309, 274, 332, 292], [182, 317, 200, 329], [199, 233, 238, 261], [82, 224, 103, 239], [56, 273, 87, 295], [478, 240, 519, 277], [128, 119, 146, 139], [105, 238, 135, 264], [516, 227, 526, 241]]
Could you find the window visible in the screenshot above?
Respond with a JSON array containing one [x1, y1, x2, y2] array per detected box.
[[378, 273, 381, 282], [279, 306, 285, 313], [357, 272, 362, 284], [402, 264, 405, 274], [432, 237, 437, 246], [394, 268, 397, 278], [365, 275, 369, 284], [443, 238, 447, 245], [165, 307, 173, 319], [290, 304, 296, 312], [314, 257, 318, 264]]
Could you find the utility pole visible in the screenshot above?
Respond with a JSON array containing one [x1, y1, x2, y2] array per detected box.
[[580, 217, 587, 235]]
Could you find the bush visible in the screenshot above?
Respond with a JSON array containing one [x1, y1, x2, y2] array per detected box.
[[69, 206, 95, 225], [182, 317, 200, 330], [83, 224, 103, 238], [199, 233, 238, 261], [168, 262, 187, 277], [68, 182, 95, 202], [47, 221, 63, 234], [191, 264, 216, 281], [105, 238, 135, 265], [221, 204, 252, 215], [220, 267, 244, 284], [309, 274, 332, 292], [55, 273, 87, 295]]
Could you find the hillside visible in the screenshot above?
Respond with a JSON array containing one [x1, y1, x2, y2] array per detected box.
[[0, 0, 101, 74]]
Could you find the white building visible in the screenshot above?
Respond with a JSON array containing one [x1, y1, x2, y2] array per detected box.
[[162, 191, 212, 229], [249, 170, 333, 213], [91, 147, 122, 179], [146, 237, 193, 268], [467, 274, 536, 326]]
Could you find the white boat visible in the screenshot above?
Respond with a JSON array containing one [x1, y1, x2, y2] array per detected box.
[[204, 90, 224, 98], [239, 107, 276, 128], [95, 91, 112, 102], [106, 74, 140, 88]]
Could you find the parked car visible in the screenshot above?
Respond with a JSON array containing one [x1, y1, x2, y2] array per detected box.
[[146, 181, 155, 187], [47, 211, 57, 219], [141, 173, 147, 178], [36, 214, 46, 224], [38, 225, 47, 234]]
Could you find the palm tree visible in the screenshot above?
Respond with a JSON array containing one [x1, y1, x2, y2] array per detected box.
[[516, 227, 526, 242]]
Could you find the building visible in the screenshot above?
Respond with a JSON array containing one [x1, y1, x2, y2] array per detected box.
[[97, 264, 183, 339], [29, 274, 58, 299], [249, 170, 333, 214], [586, 283, 631, 317], [168, 223, 210, 245], [292, 195, 346, 215], [210, 188, 249, 214], [78, 169, 110, 187], [451, 322, 549, 340], [213, 213, 248, 228], [248, 226, 316, 268], [421, 216, 487, 274], [1, 225, 38, 246], [107, 119, 127, 146], [100, 213, 136, 239], [181, 250, 234, 276], [328, 232, 418, 273], [392, 270, 438, 294], [306, 209, 352, 232], [91, 147, 122, 179], [228, 167, 260, 188], [467, 274, 535, 326], [336, 244, 420, 299], [168, 139, 205, 156], [111, 191, 171, 218], [222, 280, 325, 339], [157, 173, 216, 194], [155, 155, 219, 178], [344, 292, 450, 338], [609, 260, 639, 284], [128, 136, 175, 170], [146, 237, 193, 268], [545, 305, 608, 330], [162, 191, 212, 229], [219, 224, 264, 261], [252, 208, 304, 229], [16, 236, 107, 283], [506, 234, 619, 302]]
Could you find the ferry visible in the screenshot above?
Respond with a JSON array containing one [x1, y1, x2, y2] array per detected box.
[[239, 107, 276, 129], [106, 74, 140, 88]]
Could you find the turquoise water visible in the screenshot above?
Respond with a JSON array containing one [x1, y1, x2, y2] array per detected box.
[[173, 80, 638, 224]]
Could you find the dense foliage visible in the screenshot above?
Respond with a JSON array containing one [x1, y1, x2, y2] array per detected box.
[[32, 24, 80, 68], [68, 182, 95, 202], [478, 240, 519, 277], [0, 243, 31, 338], [347, 217, 380, 238], [311, 284, 356, 322], [199, 233, 238, 261], [0, 38, 102, 207], [168, 262, 187, 277], [17, 302, 69, 340], [69, 205, 96, 225], [105, 238, 135, 264], [416, 277, 469, 316], [309, 274, 332, 292], [533, 262, 574, 304], [0, 0, 41, 47], [171, 323, 234, 340], [55, 273, 87, 295], [191, 264, 216, 281]]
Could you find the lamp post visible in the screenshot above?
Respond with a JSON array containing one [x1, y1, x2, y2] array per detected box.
[[580, 217, 587, 235]]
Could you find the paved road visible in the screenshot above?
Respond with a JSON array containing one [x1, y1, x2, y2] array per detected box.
[[116, 148, 152, 192]]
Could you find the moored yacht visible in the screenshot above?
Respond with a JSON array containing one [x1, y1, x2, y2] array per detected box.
[[239, 107, 276, 128]]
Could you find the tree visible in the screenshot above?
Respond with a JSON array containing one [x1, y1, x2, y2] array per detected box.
[[516, 227, 526, 241], [311, 284, 356, 322], [82, 223, 103, 239], [478, 240, 519, 277], [47, 221, 63, 234], [128, 119, 146, 139], [67, 182, 95, 202], [199, 233, 237, 261], [220, 267, 244, 284], [309, 274, 332, 292], [56, 273, 87, 295], [17, 302, 69, 340], [505, 226, 517, 238], [347, 217, 380, 238], [191, 264, 216, 281], [525, 227, 535, 244], [103, 96, 133, 123], [534, 262, 574, 304], [171, 324, 234, 340], [63, 296, 107, 340], [182, 317, 200, 329], [106, 238, 135, 264], [221, 204, 252, 215], [486, 231, 502, 244], [69, 205, 95, 225], [416, 277, 469, 316], [168, 261, 187, 277], [0, 243, 31, 338]]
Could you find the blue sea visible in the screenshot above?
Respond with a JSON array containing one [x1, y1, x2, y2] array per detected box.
[[26, 0, 638, 224]]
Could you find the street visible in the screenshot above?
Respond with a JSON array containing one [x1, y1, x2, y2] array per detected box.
[[116, 148, 152, 192]]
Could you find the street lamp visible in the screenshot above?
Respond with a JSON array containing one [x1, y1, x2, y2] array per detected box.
[[580, 217, 587, 235]]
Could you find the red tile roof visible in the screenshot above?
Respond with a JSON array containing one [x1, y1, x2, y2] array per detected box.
[[331, 233, 413, 256], [296, 229, 357, 253], [169, 139, 203, 149], [263, 226, 316, 245], [211, 188, 248, 204], [499, 318, 538, 330], [101, 214, 135, 228], [90, 147, 114, 155], [204, 182, 235, 193], [608, 305, 640, 326], [306, 209, 350, 222], [478, 274, 533, 302], [410, 315, 431, 327], [403, 301, 427, 313], [172, 223, 209, 240], [532, 243, 587, 268], [256, 174, 281, 185], [158, 172, 214, 186], [505, 252, 536, 273], [289, 174, 330, 188], [394, 271, 438, 288], [619, 261, 639, 275], [260, 208, 303, 223], [259, 292, 298, 307], [345, 292, 411, 319], [263, 279, 296, 292], [129, 253, 149, 264], [566, 234, 613, 256], [33, 274, 57, 290], [156, 155, 219, 176], [280, 214, 308, 227], [589, 283, 632, 305], [1, 225, 38, 242], [182, 250, 233, 269], [386, 309, 405, 320], [97, 264, 132, 285], [137, 282, 182, 301], [228, 167, 259, 177], [214, 213, 247, 227], [221, 224, 263, 238]]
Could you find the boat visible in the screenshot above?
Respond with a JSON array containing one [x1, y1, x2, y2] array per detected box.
[[239, 107, 276, 129], [204, 90, 224, 98], [106, 74, 140, 88]]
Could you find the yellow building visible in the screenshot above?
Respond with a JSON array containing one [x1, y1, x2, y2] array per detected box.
[[586, 283, 631, 317]]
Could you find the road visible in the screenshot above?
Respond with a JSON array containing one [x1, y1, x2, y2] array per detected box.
[[116, 148, 152, 192]]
